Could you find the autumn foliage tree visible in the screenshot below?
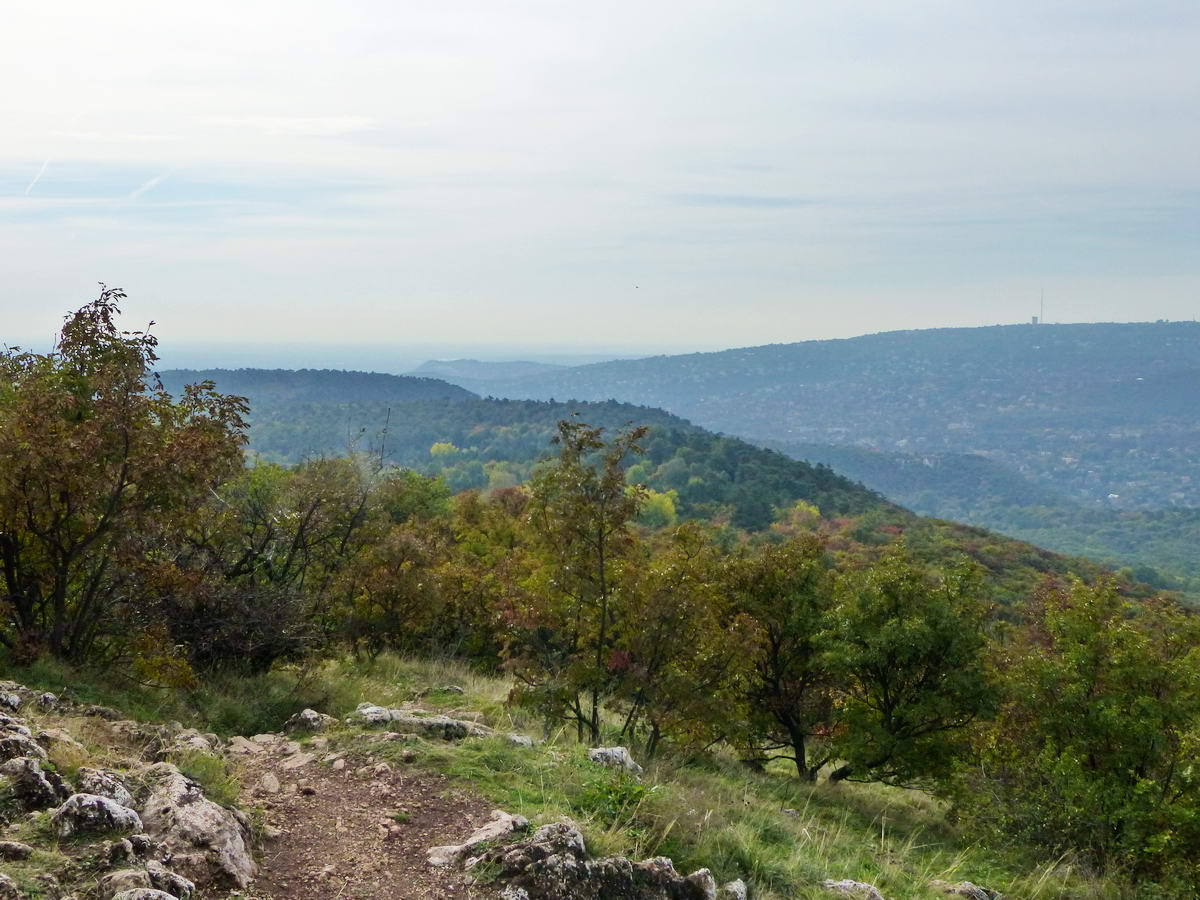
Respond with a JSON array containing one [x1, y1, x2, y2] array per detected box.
[[0, 288, 246, 661], [507, 418, 646, 743], [613, 523, 753, 756]]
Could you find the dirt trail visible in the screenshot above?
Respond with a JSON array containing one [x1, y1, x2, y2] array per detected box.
[[236, 740, 501, 900]]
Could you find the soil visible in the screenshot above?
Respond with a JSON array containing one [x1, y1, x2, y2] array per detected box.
[[236, 743, 503, 900]]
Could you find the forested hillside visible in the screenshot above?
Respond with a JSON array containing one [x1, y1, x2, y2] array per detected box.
[[162, 368, 882, 524], [159, 366, 1155, 609], [426, 322, 1200, 591], [774, 441, 1200, 594], [445, 322, 1200, 508]]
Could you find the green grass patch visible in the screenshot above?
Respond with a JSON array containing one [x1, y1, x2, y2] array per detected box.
[[168, 749, 242, 807]]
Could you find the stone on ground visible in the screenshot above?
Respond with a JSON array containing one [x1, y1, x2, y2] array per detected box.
[[587, 746, 644, 775], [469, 821, 716, 899], [52, 793, 142, 838], [820, 879, 886, 900]]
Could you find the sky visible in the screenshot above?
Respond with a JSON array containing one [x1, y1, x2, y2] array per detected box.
[[3, 0, 1199, 360]]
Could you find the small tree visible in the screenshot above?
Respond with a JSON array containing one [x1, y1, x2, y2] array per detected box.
[[728, 534, 838, 780], [507, 418, 646, 743], [0, 289, 246, 661], [613, 523, 752, 756], [173, 457, 378, 669], [826, 545, 994, 785]]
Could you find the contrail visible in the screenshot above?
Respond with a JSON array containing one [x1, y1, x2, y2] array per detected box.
[[128, 171, 169, 200], [24, 157, 52, 195]]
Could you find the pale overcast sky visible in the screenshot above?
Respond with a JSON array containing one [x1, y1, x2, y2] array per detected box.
[[3, 1, 1199, 356]]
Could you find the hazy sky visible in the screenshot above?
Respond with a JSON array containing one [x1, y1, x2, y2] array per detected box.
[[4, 1, 1199, 356]]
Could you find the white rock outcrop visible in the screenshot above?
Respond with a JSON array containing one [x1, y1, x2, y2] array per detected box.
[[138, 763, 255, 888], [427, 809, 530, 866], [350, 703, 491, 739]]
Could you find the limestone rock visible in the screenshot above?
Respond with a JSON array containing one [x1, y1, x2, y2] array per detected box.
[[820, 880, 885, 900], [100, 869, 151, 899], [0, 874, 22, 900], [0, 841, 33, 860], [0, 714, 32, 738], [225, 736, 264, 756], [107, 833, 158, 866], [160, 729, 220, 758], [284, 708, 335, 733], [108, 838, 137, 866], [721, 879, 748, 900], [0, 733, 47, 762], [350, 703, 491, 739], [111, 892, 179, 900], [139, 762, 255, 888], [0, 756, 70, 810], [147, 861, 195, 900], [929, 881, 1005, 900], [36, 728, 85, 753], [0, 692, 22, 713], [507, 734, 535, 749], [35, 692, 59, 710], [587, 746, 644, 775], [78, 768, 136, 808], [428, 809, 530, 866], [470, 821, 716, 899], [279, 752, 317, 771], [52, 793, 143, 838]]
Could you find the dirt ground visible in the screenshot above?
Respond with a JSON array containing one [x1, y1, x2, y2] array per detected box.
[[237, 742, 502, 900]]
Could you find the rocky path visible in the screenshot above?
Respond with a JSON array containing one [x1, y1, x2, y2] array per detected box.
[[234, 733, 501, 900]]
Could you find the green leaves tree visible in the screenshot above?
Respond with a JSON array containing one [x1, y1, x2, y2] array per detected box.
[[958, 579, 1200, 884], [826, 546, 994, 785], [613, 523, 752, 756], [728, 534, 837, 780]]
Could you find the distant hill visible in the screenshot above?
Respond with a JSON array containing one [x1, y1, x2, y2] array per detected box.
[[407, 359, 566, 383], [440, 322, 1200, 509]]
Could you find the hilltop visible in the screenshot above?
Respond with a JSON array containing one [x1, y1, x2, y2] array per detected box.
[[407, 359, 567, 382], [158, 368, 475, 405]]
